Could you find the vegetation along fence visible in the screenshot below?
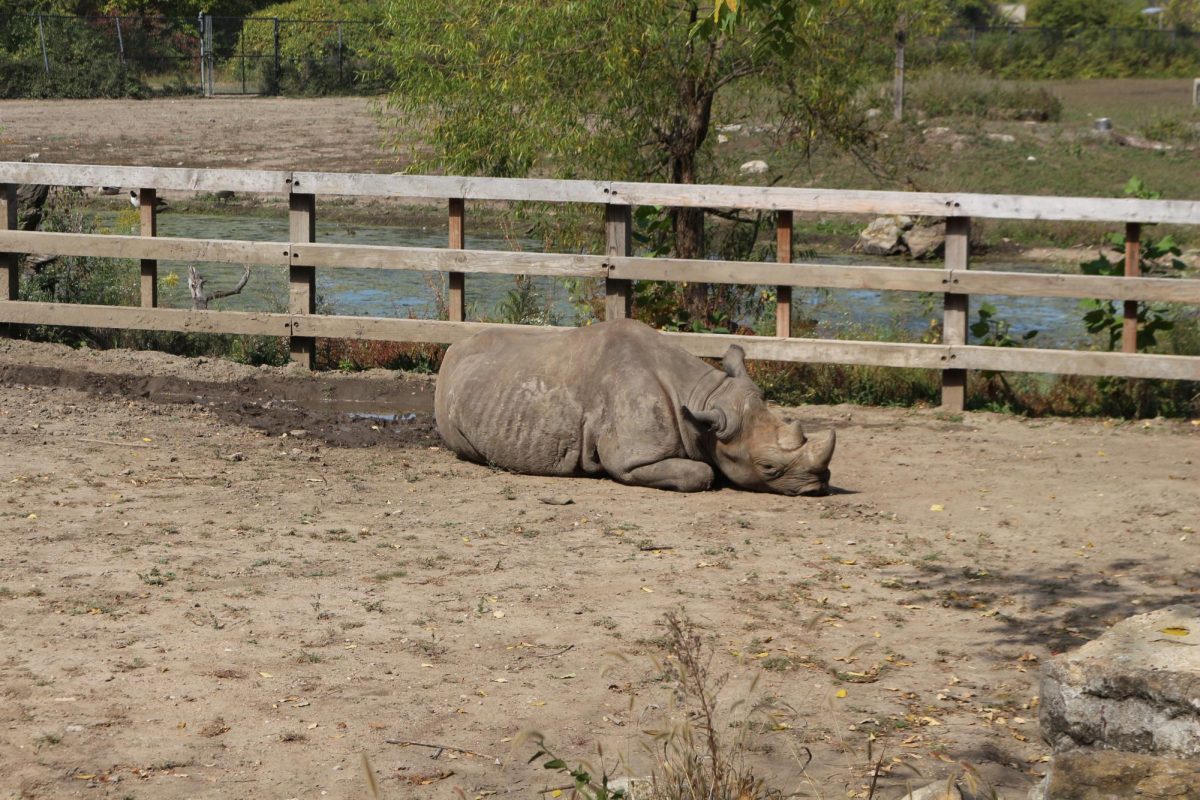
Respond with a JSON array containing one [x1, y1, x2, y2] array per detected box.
[[1, 161, 1198, 412]]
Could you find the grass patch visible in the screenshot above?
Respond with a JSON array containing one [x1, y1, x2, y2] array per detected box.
[[910, 70, 1063, 121]]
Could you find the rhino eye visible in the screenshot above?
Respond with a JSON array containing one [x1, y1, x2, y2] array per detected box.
[[756, 461, 781, 478]]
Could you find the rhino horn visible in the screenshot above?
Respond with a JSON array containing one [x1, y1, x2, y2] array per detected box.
[[777, 420, 807, 450], [806, 430, 836, 470], [722, 345, 747, 378]]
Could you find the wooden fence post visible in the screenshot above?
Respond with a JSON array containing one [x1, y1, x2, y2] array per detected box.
[[1123, 222, 1141, 354], [138, 188, 158, 308], [447, 198, 465, 322], [289, 192, 316, 368], [776, 210, 793, 337], [942, 216, 970, 411], [1, 184, 17, 338], [605, 204, 632, 320]]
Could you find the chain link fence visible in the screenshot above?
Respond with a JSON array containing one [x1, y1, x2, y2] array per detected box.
[[3, 15, 1200, 100], [0, 12, 381, 99]]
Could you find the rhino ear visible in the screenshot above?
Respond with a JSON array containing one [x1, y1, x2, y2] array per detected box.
[[722, 345, 747, 378], [682, 406, 728, 438]]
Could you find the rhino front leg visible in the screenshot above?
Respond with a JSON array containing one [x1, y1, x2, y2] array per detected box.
[[617, 459, 714, 492]]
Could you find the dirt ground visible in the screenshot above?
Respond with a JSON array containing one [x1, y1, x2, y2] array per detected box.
[[0, 338, 1197, 800], [0, 96, 398, 173], [1, 97, 1199, 799]]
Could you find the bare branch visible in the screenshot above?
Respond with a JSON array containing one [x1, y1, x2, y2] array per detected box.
[[188, 265, 252, 311]]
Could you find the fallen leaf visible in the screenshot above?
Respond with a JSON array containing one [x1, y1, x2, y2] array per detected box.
[[641, 586, 654, 593], [258, 672, 273, 678], [1161, 627, 1190, 637], [835, 689, 847, 699], [930, 504, 944, 512]]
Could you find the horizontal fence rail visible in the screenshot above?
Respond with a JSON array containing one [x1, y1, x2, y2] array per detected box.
[[1, 161, 1198, 411]]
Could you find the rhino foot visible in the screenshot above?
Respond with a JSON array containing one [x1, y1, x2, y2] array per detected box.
[[618, 459, 714, 493]]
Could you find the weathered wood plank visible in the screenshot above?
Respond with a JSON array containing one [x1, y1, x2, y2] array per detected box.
[[776, 211, 792, 337], [609, 181, 1200, 224], [0, 162, 292, 193], [288, 242, 609, 277], [0, 230, 290, 265], [4, 161, 1199, 224], [1, 184, 17, 338], [447, 198, 465, 322], [1123, 222, 1141, 354], [4, 299, 1195, 381], [605, 205, 632, 320], [0, 301, 293, 336], [662, 333, 952, 369], [289, 193, 317, 368], [291, 171, 611, 203], [948, 270, 1200, 303], [138, 188, 158, 309], [951, 345, 1200, 381], [609, 256, 946, 292], [942, 217, 970, 411], [287, 315, 531, 343]]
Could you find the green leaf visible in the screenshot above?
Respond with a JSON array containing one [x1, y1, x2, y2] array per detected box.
[[543, 759, 567, 770]]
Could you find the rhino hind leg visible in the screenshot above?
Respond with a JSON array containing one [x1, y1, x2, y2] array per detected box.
[[616, 459, 714, 493]]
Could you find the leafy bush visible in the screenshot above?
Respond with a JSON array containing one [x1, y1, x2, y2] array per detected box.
[[910, 71, 1063, 121]]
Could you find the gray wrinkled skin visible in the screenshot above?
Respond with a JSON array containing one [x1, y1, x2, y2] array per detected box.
[[434, 319, 835, 494]]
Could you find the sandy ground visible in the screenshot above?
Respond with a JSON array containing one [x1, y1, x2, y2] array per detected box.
[[1, 96, 1199, 799], [0, 338, 1197, 800], [0, 96, 398, 173]]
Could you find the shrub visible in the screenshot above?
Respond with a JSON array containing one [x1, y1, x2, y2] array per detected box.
[[910, 71, 1063, 121]]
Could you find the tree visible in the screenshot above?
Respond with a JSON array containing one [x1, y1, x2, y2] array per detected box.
[[1027, 0, 1142, 30], [375, 1, 947, 318]]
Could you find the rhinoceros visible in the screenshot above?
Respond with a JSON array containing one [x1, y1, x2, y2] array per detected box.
[[434, 319, 835, 494]]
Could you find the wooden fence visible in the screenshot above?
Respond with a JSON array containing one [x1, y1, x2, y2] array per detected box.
[[1, 161, 1199, 412]]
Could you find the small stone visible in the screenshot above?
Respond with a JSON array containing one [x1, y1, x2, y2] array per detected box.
[[227, 452, 246, 462], [538, 496, 574, 506], [987, 133, 1016, 143], [739, 159, 769, 175]]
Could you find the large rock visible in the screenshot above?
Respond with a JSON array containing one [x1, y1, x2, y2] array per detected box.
[[905, 218, 947, 260], [1030, 606, 1200, 800], [856, 216, 946, 259], [1030, 750, 1200, 800], [1039, 605, 1200, 756], [855, 215, 912, 256]]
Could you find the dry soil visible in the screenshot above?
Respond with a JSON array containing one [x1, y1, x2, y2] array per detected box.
[[1, 97, 1199, 800]]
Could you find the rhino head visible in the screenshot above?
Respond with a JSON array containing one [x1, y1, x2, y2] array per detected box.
[[683, 345, 835, 496]]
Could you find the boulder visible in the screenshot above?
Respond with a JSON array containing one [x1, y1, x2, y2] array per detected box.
[[1030, 606, 1200, 800], [856, 215, 912, 256], [1039, 605, 1200, 756], [1029, 750, 1200, 800], [739, 159, 769, 175], [905, 219, 947, 260]]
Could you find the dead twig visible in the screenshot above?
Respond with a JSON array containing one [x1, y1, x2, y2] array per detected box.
[[535, 644, 575, 658], [384, 740, 495, 761], [188, 264, 252, 310], [76, 437, 157, 449]]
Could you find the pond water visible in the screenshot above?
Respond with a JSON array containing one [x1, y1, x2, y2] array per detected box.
[[119, 212, 1101, 350]]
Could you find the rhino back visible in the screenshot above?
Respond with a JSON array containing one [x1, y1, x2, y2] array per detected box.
[[436, 327, 595, 475], [435, 321, 715, 476]]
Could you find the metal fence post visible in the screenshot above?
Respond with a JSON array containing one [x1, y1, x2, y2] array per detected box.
[[37, 14, 51, 78], [273, 17, 281, 94], [115, 17, 125, 67]]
